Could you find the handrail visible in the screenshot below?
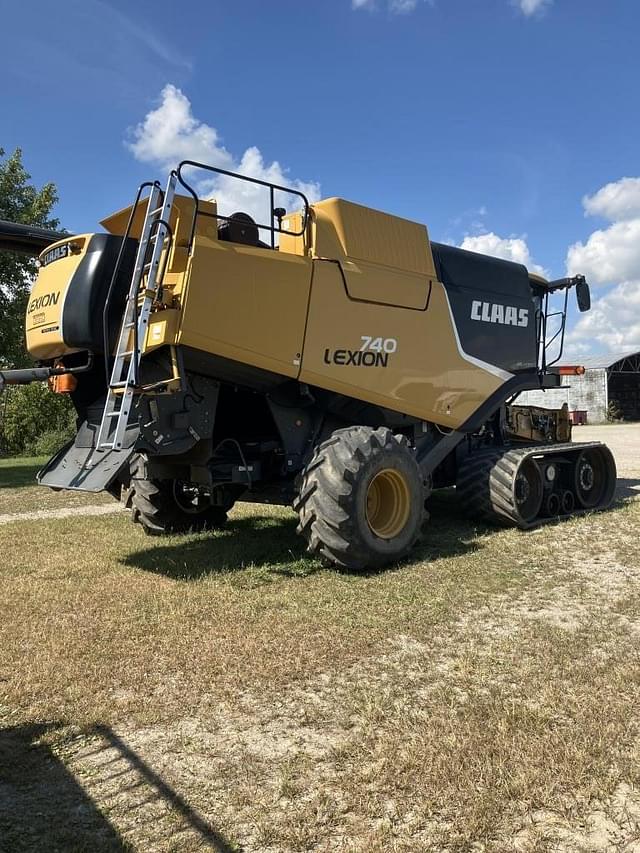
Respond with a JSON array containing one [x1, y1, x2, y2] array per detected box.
[[102, 181, 158, 386], [537, 288, 569, 375], [132, 215, 174, 387], [175, 160, 310, 253]]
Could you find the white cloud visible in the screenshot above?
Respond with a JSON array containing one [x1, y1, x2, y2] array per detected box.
[[127, 85, 320, 228], [459, 232, 547, 276], [352, 0, 427, 13], [389, 0, 419, 12], [565, 282, 640, 354], [515, 0, 553, 16], [356, 0, 552, 16], [565, 175, 640, 355], [447, 206, 488, 238], [582, 177, 640, 222], [567, 219, 640, 286]]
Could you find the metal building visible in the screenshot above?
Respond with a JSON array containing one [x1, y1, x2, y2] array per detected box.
[[517, 349, 640, 423]]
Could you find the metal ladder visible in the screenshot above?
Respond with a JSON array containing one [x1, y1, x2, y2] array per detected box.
[[95, 173, 176, 452]]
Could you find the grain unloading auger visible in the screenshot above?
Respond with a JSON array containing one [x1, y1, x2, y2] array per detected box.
[[0, 163, 616, 569]]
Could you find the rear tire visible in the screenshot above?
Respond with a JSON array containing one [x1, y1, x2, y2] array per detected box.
[[294, 426, 426, 571], [129, 456, 231, 535]]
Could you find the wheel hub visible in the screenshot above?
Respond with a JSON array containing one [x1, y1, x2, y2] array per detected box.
[[515, 473, 531, 506], [172, 480, 207, 514], [366, 468, 411, 539], [579, 463, 595, 492]]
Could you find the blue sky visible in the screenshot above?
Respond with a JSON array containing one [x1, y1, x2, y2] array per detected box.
[[3, 0, 639, 354]]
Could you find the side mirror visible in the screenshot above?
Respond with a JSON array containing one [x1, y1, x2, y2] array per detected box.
[[576, 279, 591, 312]]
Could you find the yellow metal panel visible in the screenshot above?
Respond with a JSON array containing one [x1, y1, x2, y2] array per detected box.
[[278, 212, 306, 256], [101, 195, 217, 253], [101, 195, 217, 306], [312, 198, 436, 277], [311, 206, 349, 260], [144, 309, 181, 353], [341, 259, 431, 310], [299, 261, 502, 428], [25, 235, 91, 360], [178, 236, 313, 377]]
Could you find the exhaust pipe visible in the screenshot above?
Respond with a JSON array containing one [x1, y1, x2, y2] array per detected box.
[[0, 367, 60, 388], [0, 354, 94, 392]]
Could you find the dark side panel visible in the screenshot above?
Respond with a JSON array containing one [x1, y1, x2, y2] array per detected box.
[[431, 242, 538, 374], [63, 234, 137, 353]]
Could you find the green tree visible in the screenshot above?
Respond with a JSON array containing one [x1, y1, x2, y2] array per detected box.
[[2, 382, 76, 456], [0, 147, 59, 367]]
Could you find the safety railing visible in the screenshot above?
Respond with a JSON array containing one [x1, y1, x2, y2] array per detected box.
[[175, 160, 310, 252], [536, 287, 569, 374]]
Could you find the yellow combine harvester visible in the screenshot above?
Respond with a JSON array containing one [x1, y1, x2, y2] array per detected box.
[[0, 162, 616, 569]]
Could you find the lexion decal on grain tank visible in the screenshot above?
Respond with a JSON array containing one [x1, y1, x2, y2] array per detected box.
[[324, 336, 397, 368]]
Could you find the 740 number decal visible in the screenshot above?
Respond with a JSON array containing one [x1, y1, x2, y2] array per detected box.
[[360, 336, 398, 353]]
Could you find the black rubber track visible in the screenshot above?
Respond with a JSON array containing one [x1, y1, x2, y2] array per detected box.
[[129, 455, 229, 535], [293, 425, 426, 571], [457, 441, 616, 529]]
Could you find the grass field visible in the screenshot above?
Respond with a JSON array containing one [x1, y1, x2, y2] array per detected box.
[[1, 426, 639, 851], [0, 456, 113, 515]]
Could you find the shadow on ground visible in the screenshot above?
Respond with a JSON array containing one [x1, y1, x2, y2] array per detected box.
[[122, 495, 484, 582], [0, 722, 237, 852], [615, 478, 640, 502], [0, 459, 43, 490], [122, 514, 317, 580], [0, 722, 126, 852]]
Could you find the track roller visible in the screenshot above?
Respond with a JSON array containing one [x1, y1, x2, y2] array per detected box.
[[457, 441, 616, 529]]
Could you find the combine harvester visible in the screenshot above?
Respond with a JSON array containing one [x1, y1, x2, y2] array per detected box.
[[0, 163, 616, 569]]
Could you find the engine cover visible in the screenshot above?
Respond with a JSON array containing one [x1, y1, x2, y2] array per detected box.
[[26, 233, 136, 360]]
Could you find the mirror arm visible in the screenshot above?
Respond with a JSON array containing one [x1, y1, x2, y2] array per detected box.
[[545, 274, 586, 293]]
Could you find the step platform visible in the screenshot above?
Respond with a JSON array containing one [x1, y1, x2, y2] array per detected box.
[[37, 420, 138, 493]]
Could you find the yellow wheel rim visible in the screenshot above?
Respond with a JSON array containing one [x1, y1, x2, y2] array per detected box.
[[366, 468, 411, 539]]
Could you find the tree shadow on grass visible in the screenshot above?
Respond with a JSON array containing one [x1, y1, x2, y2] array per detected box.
[[122, 500, 484, 582], [0, 721, 238, 852], [0, 459, 43, 490]]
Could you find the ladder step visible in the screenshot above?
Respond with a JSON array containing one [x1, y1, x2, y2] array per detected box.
[[94, 175, 175, 460]]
